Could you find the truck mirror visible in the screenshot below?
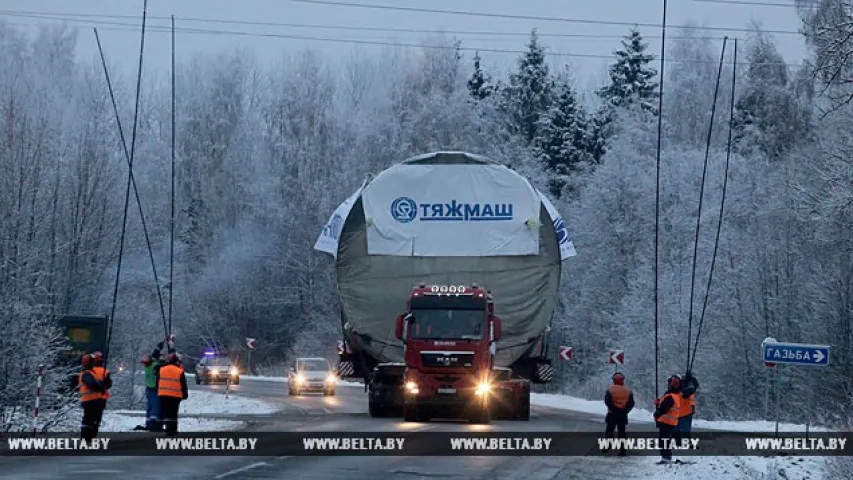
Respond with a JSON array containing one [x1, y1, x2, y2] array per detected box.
[[395, 315, 404, 340], [493, 317, 502, 341]]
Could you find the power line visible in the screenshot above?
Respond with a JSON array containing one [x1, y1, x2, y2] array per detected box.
[[693, 0, 822, 7], [283, 0, 805, 35], [0, 9, 736, 41], [0, 13, 805, 66]]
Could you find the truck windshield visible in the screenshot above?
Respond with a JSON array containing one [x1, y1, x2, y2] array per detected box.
[[409, 309, 485, 340]]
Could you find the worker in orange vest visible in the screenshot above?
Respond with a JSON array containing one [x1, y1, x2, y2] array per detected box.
[[679, 372, 699, 438], [79, 351, 112, 440], [653, 375, 683, 464], [601, 372, 635, 456], [156, 353, 188, 436]]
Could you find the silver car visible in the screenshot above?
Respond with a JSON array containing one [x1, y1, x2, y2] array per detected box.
[[288, 357, 336, 396]]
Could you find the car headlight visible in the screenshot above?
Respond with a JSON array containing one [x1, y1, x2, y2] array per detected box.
[[405, 381, 419, 394], [211, 368, 220, 376], [326, 374, 336, 384], [294, 374, 305, 384], [230, 367, 238, 376], [475, 382, 491, 396]]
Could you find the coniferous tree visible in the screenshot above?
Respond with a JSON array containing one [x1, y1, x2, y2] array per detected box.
[[597, 28, 659, 114], [502, 30, 554, 143], [534, 68, 591, 198], [732, 34, 812, 159], [467, 51, 494, 100]]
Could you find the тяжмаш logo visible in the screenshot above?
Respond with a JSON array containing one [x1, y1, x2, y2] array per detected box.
[[390, 197, 418, 223], [390, 197, 514, 223]]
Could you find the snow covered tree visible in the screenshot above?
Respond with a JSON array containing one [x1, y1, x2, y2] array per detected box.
[[467, 51, 494, 100], [501, 30, 554, 143], [533, 67, 592, 198], [597, 28, 659, 114], [732, 32, 812, 159]]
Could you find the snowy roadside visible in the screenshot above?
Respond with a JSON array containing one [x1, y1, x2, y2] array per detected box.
[[240, 374, 363, 388], [530, 393, 830, 478], [530, 392, 830, 432], [55, 388, 279, 432]]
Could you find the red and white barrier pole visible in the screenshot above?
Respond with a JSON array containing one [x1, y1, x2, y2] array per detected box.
[[32, 364, 44, 436]]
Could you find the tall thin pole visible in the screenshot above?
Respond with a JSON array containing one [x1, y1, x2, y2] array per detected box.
[[653, 0, 668, 400], [106, 0, 150, 367], [169, 14, 176, 336], [686, 36, 729, 375]]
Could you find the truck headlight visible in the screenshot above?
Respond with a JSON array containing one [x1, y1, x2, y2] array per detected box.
[[211, 368, 220, 376], [326, 374, 337, 384], [475, 382, 491, 396], [405, 381, 419, 395], [230, 367, 238, 376]]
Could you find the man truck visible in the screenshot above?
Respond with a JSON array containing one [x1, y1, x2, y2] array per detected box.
[[314, 151, 576, 423]]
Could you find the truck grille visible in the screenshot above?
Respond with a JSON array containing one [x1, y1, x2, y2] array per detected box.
[[421, 351, 474, 368]]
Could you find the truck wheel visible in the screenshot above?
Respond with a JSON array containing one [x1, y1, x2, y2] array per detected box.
[[470, 404, 491, 425], [517, 400, 530, 421], [369, 400, 384, 418], [403, 404, 419, 422]]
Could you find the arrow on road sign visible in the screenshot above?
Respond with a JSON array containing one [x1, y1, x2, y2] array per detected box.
[[608, 349, 624, 365], [761, 341, 830, 367], [246, 337, 257, 350], [558, 346, 573, 361]]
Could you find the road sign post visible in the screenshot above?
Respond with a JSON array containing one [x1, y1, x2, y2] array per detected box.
[[246, 338, 257, 374], [761, 341, 830, 367], [760, 339, 830, 439], [608, 349, 624, 373], [558, 346, 573, 361]]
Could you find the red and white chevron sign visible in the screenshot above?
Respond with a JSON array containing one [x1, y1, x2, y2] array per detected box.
[[608, 349, 624, 365], [558, 346, 573, 360]]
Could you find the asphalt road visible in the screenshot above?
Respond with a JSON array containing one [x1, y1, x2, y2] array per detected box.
[[1, 377, 666, 480]]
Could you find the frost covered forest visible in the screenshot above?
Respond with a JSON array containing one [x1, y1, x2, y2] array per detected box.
[[0, 1, 851, 438]]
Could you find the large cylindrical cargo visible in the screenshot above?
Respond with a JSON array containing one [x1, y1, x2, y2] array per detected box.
[[314, 152, 575, 368]]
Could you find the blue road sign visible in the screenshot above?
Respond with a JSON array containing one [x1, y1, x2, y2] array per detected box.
[[762, 342, 830, 367]]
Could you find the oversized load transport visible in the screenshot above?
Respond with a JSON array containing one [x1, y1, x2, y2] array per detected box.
[[314, 151, 576, 384]]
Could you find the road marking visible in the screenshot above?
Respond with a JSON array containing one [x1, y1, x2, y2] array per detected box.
[[72, 470, 123, 474], [278, 456, 291, 460], [213, 461, 268, 479]]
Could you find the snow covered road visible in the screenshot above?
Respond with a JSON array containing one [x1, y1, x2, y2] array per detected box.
[[0, 377, 830, 479]]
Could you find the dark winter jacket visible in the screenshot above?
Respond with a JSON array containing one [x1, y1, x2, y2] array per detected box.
[[604, 387, 635, 420], [653, 386, 680, 423], [81, 367, 113, 393]]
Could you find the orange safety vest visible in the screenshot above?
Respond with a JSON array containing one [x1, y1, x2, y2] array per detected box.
[[658, 392, 681, 426], [607, 385, 632, 413], [158, 364, 184, 398], [679, 393, 696, 417], [79, 367, 109, 403]]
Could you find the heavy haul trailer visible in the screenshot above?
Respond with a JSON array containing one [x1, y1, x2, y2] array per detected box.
[[314, 151, 577, 422]]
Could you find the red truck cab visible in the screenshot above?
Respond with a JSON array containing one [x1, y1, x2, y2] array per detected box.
[[394, 284, 501, 424]]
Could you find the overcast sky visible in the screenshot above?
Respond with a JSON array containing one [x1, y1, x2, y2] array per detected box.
[[2, 0, 808, 86]]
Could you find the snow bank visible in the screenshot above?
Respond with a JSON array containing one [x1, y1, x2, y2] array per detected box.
[[530, 393, 829, 432], [636, 455, 827, 479], [180, 387, 281, 414], [98, 413, 243, 432]]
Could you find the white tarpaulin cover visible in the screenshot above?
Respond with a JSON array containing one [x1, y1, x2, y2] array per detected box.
[[313, 152, 576, 367], [314, 180, 367, 259], [360, 163, 542, 257], [538, 191, 577, 260]]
